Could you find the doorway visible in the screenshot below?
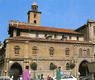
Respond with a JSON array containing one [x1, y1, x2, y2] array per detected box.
[[9, 62, 22, 77], [79, 60, 89, 76]]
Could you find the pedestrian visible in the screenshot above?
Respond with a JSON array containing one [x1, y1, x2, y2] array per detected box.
[[47, 75, 50, 80], [22, 66, 31, 80], [56, 67, 61, 80], [13, 69, 19, 80], [41, 74, 44, 80], [38, 75, 40, 80]]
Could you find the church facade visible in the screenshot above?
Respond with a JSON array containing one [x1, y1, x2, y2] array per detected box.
[[1, 0, 95, 77]]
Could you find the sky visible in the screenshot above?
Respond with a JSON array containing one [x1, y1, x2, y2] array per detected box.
[[0, 0, 95, 43]]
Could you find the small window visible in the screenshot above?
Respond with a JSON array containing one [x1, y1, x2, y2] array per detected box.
[[49, 47, 54, 56], [44, 34, 47, 37], [54, 34, 57, 38], [16, 30, 20, 36], [62, 35, 64, 39], [32, 46, 38, 54], [34, 20, 36, 24], [36, 33, 39, 38], [14, 46, 20, 55], [69, 36, 71, 40], [77, 36, 79, 40], [62, 35, 67, 40], [66, 63, 70, 70], [65, 48, 70, 56], [34, 14, 36, 18]]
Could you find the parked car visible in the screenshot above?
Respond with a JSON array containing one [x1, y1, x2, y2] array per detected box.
[[53, 74, 77, 80], [0, 76, 11, 80]]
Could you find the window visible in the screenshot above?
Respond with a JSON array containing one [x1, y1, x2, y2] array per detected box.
[[66, 63, 70, 70], [14, 46, 20, 55], [32, 46, 38, 54], [34, 20, 36, 24], [16, 30, 20, 36], [49, 47, 54, 56], [62, 35, 64, 40], [44, 34, 47, 37], [36, 33, 39, 37], [54, 34, 57, 38], [69, 36, 71, 40], [34, 14, 36, 18], [62, 35, 67, 40], [50, 63, 57, 70], [87, 49, 90, 56], [79, 48, 82, 57], [77, 36, 79, 40], [65, 48, 70, 56]]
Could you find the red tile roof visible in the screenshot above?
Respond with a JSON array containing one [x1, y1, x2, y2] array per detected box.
[[6, 36, 93, 44], [9, 24, 82, 35]]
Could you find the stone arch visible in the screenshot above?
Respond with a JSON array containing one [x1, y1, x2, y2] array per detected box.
[[79, 60, 89, 76], [9, 62, 23, 77]]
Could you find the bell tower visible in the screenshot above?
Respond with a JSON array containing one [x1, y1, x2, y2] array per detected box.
[[28, 0, 41, 26]]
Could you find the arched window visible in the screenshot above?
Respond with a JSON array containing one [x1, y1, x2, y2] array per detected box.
[[32, 46, 38, 54], [14, 46, 20, 55], [50, 63, 57, 70], [49, 47, 54, 56], [66, 63, 70, 70], [79, 48, 82, 57], [65, 48, 70, 56], [87, 49, 90, 57]]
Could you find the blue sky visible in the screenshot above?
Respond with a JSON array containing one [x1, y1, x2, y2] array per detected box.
[[0, 0, 95, 43]]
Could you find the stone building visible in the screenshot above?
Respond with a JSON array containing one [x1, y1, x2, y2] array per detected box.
[[1, 0, 95, 78]]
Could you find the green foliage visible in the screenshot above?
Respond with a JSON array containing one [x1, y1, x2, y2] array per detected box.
[[30, 62, 37, 70], [50, 63, 57, 70], [70, 63, 75, 69]]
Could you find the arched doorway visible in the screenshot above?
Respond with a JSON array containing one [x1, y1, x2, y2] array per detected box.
[[9, 62, 22, 77], [79, 60, 89, 76]]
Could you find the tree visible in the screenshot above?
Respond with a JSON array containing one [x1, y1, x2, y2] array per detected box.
[[30, 62, 37, 70], [70, 63, 75, 69]]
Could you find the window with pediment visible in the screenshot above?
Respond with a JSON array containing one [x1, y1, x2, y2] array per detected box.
[[14, 46, 20, 55], [49, 47, 54, 56], [87, 49, 90, 57], [65, 48, 70, 56], [32, 46, 38, 54], [79, 48, 82, 57]]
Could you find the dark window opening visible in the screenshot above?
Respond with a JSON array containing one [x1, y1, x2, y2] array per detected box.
[[34, 20, 37, 24], [45, 34, 47, 37], [77, 36, 79, 40], [69, 36, 71, 40], [16, 30, 20, 36], [34, 14, 37, 18], [54, 34, 57, 38]]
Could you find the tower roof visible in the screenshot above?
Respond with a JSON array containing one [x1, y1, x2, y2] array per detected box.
[[32, 0, 37, 6]]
